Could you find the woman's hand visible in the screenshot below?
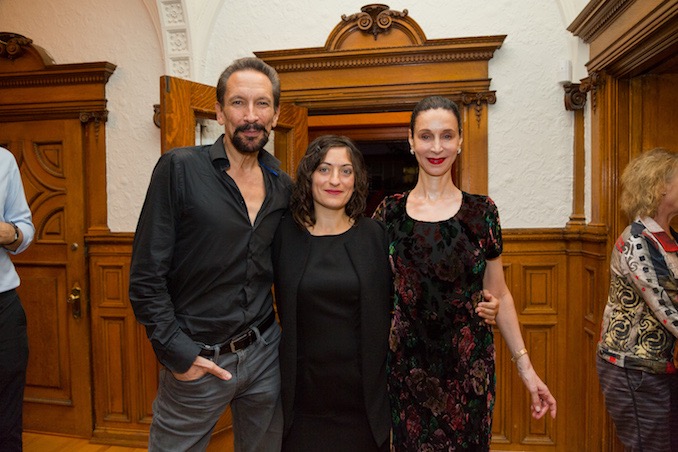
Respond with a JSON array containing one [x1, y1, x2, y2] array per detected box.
[[515, 355, 557, 419], [476, 289, 500, 325]]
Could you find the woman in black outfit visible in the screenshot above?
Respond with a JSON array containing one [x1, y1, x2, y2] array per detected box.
[[272, 135, 391, 452]]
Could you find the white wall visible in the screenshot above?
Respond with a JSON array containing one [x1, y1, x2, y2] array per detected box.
[[0, 0, 164, 232], [1, 0, 589, 231]]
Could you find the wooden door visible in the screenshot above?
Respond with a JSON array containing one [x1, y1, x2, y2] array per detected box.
[[1, 119, 92, 436]]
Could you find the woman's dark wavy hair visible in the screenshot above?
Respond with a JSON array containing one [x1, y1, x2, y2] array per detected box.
[[290, 135, 369, 228], [410, 95, 463, 137]]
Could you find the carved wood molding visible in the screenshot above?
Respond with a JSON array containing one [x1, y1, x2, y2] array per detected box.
[[260, 35, 506, 74], [569, 0, 677, 75], [460, 91, 497, 125], [0, 67, 115, 89], [328, 3, 426, 49], [280, 82, 496, 115], [563, 83, 587, 111], [153, 104, 161, 128], [341, 4, 409, 41], [579, 72, 604, 112], [567, 0, 634, 43], [0, 62, 116, 123], [0, 32, 33, 60], [80, 110, 109, 140]]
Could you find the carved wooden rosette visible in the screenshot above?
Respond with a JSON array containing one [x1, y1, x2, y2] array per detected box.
[[341, 4, 409, 40], [563, 83, 586, 111], [0, 33, 33, 60]]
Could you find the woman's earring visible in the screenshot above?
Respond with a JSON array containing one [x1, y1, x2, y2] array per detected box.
[[457, 148, 462, 155], [410, 148, 415, 155]]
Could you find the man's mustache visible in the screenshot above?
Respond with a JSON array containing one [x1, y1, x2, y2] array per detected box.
[[235, 123, 266, 134]]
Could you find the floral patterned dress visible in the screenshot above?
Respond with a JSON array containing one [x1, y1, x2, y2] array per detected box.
[[373, 191, 502, 451]]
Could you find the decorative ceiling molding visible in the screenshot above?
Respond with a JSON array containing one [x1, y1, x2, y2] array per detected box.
[[158, 0, 191, 79]]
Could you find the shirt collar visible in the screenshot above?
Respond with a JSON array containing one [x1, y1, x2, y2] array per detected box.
[[209, 134, 283, 176], [638, 216, 678, 252]]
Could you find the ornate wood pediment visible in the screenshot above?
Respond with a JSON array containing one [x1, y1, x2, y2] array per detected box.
[[255, 4, 505, 114], [330, 3, 424, 48], [255, 4, 505, 196], [0, 33, 115, 122]]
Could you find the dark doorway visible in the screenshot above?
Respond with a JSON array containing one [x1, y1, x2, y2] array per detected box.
[[357, 140, 418, 216]]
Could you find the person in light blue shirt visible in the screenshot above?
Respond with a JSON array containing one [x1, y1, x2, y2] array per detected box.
[[0, 146, 34, 452]]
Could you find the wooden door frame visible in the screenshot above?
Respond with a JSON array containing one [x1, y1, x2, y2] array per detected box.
[[569, 2, 678, 450], [255, 5, 504, 196]]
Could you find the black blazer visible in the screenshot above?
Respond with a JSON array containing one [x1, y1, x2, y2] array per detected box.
[[272, 214, 392, 446]]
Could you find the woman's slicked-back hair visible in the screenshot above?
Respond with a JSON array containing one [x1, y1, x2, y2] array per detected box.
[[290, 135, 369, 228], [216, 57, 281, 109], [410, 95, 463, 136], [620, 147, 678, 220]]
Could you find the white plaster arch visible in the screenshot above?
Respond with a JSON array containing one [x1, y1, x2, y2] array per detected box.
[[148, 0, 224, 80]]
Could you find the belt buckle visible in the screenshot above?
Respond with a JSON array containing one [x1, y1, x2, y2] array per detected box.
[[229, 329, 252, 353]]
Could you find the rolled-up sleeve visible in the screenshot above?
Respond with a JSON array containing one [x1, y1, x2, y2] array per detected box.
[[2, 151, 34, 255]]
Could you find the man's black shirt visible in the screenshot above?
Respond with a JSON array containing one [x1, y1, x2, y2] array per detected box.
[[129, 135, 292, 373]]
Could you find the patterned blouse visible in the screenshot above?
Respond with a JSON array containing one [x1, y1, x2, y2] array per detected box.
[[598, 217, 678, 374]]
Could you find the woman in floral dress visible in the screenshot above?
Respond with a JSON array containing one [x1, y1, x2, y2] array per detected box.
[[373, 96, 557, 451]]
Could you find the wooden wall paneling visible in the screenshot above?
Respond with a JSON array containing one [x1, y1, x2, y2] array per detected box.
[[491, 261, 512, 447], [88, 235, 156, 447], [491, 330, 511, 446], [638, 73, 678, 151], [499, 230, 566, 450]]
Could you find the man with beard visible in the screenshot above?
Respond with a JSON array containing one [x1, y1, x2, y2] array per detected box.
[[129, 57, 291, 452]]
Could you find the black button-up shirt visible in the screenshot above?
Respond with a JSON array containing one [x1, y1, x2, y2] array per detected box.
[[129, 135, 292, 373]]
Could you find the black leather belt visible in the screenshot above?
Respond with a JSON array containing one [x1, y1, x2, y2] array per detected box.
[[198, 311, 276, 360]]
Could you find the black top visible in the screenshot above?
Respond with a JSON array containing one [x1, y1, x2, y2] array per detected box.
[[273, 215, 392, 446], [129, 135, 292, 373], [296, 229, 362, 413]]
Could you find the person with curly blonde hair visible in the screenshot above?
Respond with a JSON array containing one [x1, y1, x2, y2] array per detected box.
[[598, 147, 678, 451]]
